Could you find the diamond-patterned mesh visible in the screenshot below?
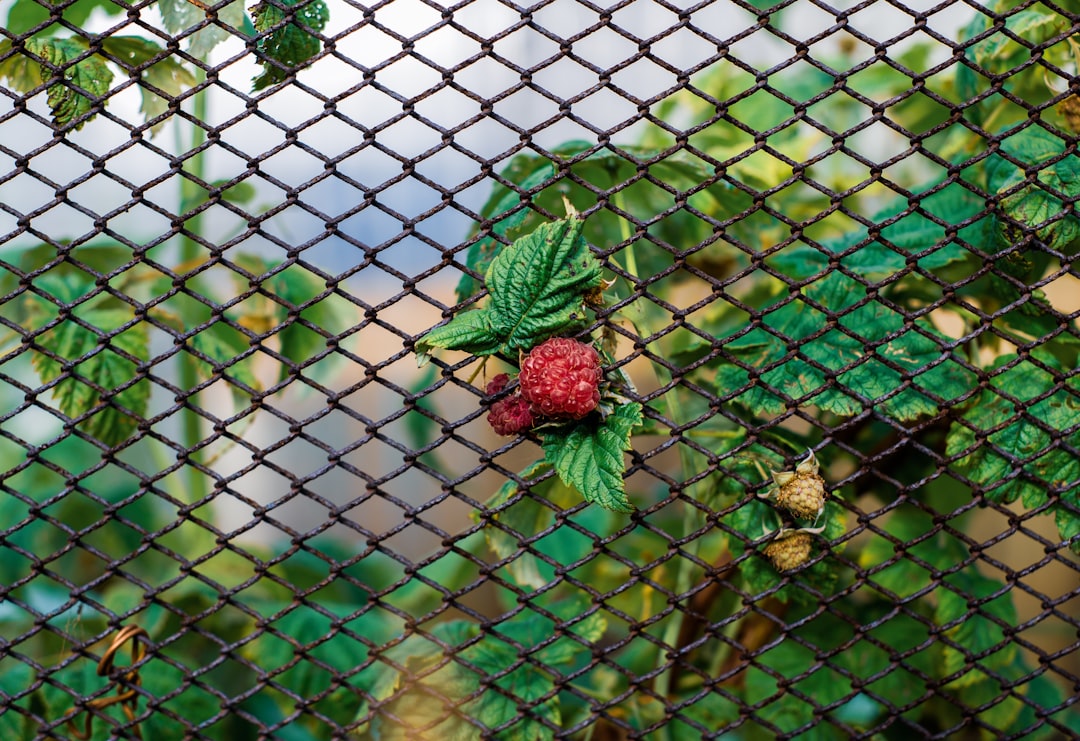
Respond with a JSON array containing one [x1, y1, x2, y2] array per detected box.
[[2, 0, 1079, 738]]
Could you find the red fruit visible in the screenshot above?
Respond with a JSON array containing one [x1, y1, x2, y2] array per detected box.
[[485, 374, 533, 435], [518, 338, 602, 419], [486, 374, 510, 396]]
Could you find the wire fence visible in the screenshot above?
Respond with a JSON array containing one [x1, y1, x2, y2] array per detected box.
[[1, 0, 1079, 738]]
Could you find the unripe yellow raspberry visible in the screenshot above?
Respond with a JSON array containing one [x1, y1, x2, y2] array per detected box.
[[772, 451, 826, 521], [763, 532, 813, 572]]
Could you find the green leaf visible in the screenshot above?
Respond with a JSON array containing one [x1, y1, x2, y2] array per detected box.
[[857, 506, 965, 600], [834, 610, 934, 721], [357, 620, 559, 740], [250, 0, 329, 90], [4, 0, 126, 35], [157, 0, 248, 58], [215, 179, 257, 205], [415, 309, 499, 362], [4, 0, 53, 35], [1022, 673, 1080, 738], [767, 179, 986, 282], [456, 160, 558, 302], [235, 604, 370, 731], [0, 661, 35, 741], [955, 665, 1029, 735], [417, 217, 603, 359], [1056, 493, 1080, 554], [541, 402, 642, 512], [727, 496, 776, 547], [139, 661, 222, 740], [936, 568, 1018, 688], [492, 594, 606, 671], [457, 143, 747, 303], [0, 40, 44, 92], [946, 352, 1080, 549], [31, 309, 149, 446], [743, 639, 849, 739], [187, 325, 260, 395], [476, 460, 553, 590], [36, 660, 114, 736], [100, 36, 196, 132], [485, 218, 603, 352], [716, 273, 975, 421], [971, 7, 1068, 76], [262, 262, 340, 380], [24, 37, 114, 130], [987, 128, 1080, 251]]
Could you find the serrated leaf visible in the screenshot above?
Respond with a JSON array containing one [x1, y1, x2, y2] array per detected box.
[[971, 8, 1068, 74], [456, 160, 558, 302], [31, 309, 149, 446], [24, 37, 114, 129], [417, 217, 603, 360], [717, 273, 975, 421], [486, 218, 602, 352], [1056, 494, 1080, 554], [250, 0, 329, 90], [767, 179, 985, 281], [728, 497, 776, 547], [415, 309, 499, 362], [541, 402, 642, 512], [457, 143, 742, 303], [157, 0, 248, 58], [946, 352, 1080, 548], [987, 128, 1080, 251], [100, 36, 196, 133]]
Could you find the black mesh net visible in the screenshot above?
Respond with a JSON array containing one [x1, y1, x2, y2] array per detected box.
[[1, 0, 1079, 738]]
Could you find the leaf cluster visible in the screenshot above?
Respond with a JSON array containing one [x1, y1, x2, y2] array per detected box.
[[355, 597, 605, 740], [2, 245, 351, 447], [251, 0, 330, 90], [422, 1, 1080, 735], [1, 0, 329, 132]]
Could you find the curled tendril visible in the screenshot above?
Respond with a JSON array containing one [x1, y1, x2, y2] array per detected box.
[[62, 624, 150, 741]]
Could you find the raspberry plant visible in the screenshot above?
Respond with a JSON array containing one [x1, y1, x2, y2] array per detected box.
[[411, 1, 1080, 737], [2, 0, 1080, 738]]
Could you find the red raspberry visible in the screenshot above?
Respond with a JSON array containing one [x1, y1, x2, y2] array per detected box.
[[486, 374, 510, 396], [518, 338, 602, 419], [486, 374, 533, 435]]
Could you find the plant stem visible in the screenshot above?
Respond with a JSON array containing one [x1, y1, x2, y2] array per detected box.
[[175, 72, 210, 516], [610, 191, 704, 732]]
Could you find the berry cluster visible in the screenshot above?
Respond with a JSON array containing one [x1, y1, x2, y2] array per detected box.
[[485, 374, 533, 436], [756, 451, 829, 571], [485, 337, 602, 436]]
